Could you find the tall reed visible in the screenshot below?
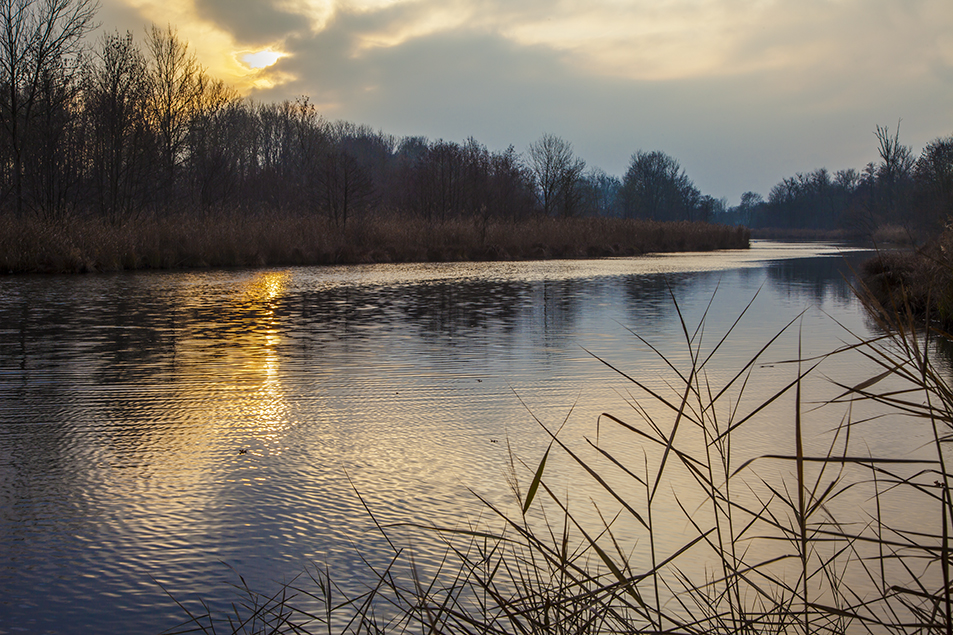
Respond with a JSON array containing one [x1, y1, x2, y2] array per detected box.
[[164, 280, 952, 635]]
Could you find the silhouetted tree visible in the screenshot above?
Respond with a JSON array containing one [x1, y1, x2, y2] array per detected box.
[[4, 17, 762, 232], [487, 145, 533, 221], [735, 191, 763, 226], [873, 121, 914, 224], [913, 136, 953, 230], [622, 150, 697, 221], [185, 78, 243, 213], [694, 195, 723, 223], [147, 24, 202, 201], [254, 99, 312, 211], [0, 0, 97, 215], [24, 56, 82, 217], [761, 168, 855, 230], [527, 133, 585, 217], [83, 30, 154, 222], [413, 139, 464, 221], [579, 168, 622, 216]]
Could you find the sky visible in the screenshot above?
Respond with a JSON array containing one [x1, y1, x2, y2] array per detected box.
[[96, 0, 952, 205]]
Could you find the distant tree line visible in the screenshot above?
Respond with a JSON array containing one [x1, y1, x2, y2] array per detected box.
[[721, 123, 953, 234], [0, 4, 725, 227]]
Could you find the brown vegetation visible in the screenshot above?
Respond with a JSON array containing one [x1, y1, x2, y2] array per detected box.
[[0, 212, 750, 274], [860, 228, 953, 324], [750, 227, 859, 241]]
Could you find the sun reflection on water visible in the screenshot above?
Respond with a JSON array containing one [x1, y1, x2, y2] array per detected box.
[[236, 271, 290, 448]]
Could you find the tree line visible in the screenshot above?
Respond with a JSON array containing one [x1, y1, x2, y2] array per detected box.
[[0, 1, 725, 227], [722, 123, 953, 234], [4, 0, 947, 235]]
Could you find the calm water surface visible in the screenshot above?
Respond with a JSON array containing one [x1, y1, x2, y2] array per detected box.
[[0, 241, 931, 633]]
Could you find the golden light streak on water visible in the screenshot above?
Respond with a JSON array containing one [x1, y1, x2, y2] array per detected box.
[[235, 271, 291, 447]]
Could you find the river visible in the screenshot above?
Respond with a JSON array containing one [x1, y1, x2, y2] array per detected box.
[[0, 241, 938, 633]]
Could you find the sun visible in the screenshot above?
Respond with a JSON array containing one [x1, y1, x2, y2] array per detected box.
[[240, 49, 286, 69]]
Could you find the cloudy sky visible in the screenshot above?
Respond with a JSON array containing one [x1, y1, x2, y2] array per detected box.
[[97, 0, 951, 204]]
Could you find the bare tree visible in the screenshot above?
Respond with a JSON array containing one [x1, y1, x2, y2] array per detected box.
[[412, 139, 464, 221], [0, 0, 98, 214], [25, 53, 83, 217], [84, 30, 153, 222], [488, 145, 533, 221], [622, 150, 696, 221], [146, 23, 201, 199], [186, 73, 242, 213], [319, 148, 372, 228], [527, 133, 585, 217], [913, 135, 953, 230], [873, 121, 914, 224]]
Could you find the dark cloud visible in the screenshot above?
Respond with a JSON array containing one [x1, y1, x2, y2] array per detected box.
[[192, 0, 308, 44]]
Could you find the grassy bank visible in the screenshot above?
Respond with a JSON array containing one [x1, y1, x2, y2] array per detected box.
[[861, 227, 953, 326], [164, 289, 953, 635], [0, 211, 749, 274], [750, 224, 919, 244], [750, 227, 860, 241]]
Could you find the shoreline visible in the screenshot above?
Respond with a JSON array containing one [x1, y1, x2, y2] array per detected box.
[[858, 228, 953, 327], [0, 212, 750, 275]]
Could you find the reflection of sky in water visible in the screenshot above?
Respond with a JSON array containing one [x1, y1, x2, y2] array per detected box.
[[279, 240, 868, 290], [2, 241, 937, 634]]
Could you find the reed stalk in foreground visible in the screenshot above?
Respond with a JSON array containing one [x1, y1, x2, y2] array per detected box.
[[164, 281, 953, 635]]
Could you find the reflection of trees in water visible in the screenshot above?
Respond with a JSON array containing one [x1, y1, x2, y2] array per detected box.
[[930, 334, 953, 378], [0, 275, 180, 541], [294, 278, 580, 347], [764, 252, 870, 306], [532, 280, 580, 345], [861, 310, 953, 381], [0, 253, 895, 633], [0, 276, 175, 387], [621, 273, 692, 326], [0, 272, 300, 490], [361, 279, 529, 339], [0, 255, 874, 484]]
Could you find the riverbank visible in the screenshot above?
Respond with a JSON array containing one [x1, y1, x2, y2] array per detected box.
[[860, 228, 953, 326], [751, 223, 918, 244], [0, 212, 750, 274]]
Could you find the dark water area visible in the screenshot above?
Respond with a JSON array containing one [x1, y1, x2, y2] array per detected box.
[[0, 241, 925, 634]]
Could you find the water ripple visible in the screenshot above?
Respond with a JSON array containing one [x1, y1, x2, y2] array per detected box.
[[0, 244, 892, 633]]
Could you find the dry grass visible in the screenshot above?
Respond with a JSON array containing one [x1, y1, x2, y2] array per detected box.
[[0, 211, 750, 274], [861, 228, 953, 325], [749, 227, 861, 241], [870, 224, 918, 246]]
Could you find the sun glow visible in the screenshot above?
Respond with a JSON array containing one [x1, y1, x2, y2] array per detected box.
[[240, 49, 286, 69], [117, 0, 297, 93]]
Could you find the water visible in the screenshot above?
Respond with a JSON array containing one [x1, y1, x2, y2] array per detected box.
[[0, 241, 932, 633]]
